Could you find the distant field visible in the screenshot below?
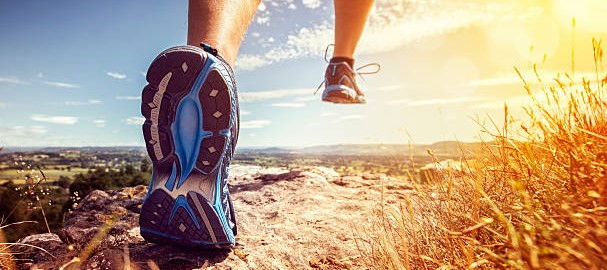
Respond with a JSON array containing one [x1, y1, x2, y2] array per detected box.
[[0, 168, 88, 184]]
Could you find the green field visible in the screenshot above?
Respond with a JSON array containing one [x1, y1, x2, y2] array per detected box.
[[0, 167, 88, 184]]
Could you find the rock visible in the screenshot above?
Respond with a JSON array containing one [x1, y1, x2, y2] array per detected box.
[[61, 185, 147, 249], [256, 170, 306, 182], [16, 233, 69, 262], [300, 171, 329, 186], [228, 164, 289, 178], [13, 166, 406, 269]]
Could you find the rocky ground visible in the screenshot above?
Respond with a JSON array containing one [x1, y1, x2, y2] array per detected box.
[[12, 165, 413, 269]]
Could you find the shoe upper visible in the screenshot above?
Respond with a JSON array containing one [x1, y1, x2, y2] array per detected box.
[[323, 61, 364, 100]]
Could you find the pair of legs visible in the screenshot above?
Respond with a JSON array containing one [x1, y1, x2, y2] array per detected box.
[[138, 0, 375, 248], [188, 0, 375, 66]]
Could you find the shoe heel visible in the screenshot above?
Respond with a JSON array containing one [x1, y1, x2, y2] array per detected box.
[[139, 46, 237, 248], [140, 189, 232, 248]]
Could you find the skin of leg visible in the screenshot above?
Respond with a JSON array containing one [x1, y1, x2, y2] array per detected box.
[[332, 0, 375, 59], [188, 0, 261, 66]]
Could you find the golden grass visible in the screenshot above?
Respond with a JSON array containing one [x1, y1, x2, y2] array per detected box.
[[0, 228, 16, 270], [365, 39, 607, 269]]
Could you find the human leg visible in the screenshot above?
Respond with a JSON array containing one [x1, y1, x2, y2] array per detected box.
[[321, 0, 377, 104], [333, 0, 374, 59], [139, 0, 258, 248], [188, 0, 260, 66]]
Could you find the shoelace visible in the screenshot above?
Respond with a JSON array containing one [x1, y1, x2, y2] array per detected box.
[[200, 42, 219, 56], [314, 44, 381, 95]]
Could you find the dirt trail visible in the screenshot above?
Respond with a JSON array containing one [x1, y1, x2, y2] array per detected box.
[[16, 165, 412, 269]]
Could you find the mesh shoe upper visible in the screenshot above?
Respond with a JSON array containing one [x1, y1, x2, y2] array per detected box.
[[322, 61, 365, 103]]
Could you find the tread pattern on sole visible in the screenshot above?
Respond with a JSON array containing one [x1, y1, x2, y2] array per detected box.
[[197, 69, 231, 174], [140, 189, 230, 247], [142, 48, 205, 164], [139, 46, 236, 248]]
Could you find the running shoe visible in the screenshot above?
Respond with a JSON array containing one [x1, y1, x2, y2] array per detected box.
[[320, 60, 380, 104], [139, 44, 239, 248]]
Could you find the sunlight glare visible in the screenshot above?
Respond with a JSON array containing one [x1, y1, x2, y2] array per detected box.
[[487, 15, 560, 65], [553, 0, 607, 33], [439, 56, 480, 97]]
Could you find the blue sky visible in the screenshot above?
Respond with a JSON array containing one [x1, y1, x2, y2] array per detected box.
[[1, 0, 606, 147]]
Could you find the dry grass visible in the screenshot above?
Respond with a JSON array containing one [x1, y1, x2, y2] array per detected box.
[[365, 39, 607, 269], [0, 228, 17, 270]]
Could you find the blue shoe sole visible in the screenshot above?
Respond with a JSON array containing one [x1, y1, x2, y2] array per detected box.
[[139, 46, 236, 248]]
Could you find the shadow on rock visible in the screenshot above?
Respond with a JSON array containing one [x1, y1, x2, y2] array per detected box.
[[129, 243, 231, 269]]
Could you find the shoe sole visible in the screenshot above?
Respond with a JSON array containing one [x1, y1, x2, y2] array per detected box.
[[322, 85, 366, 104], [139, 46, 236, 248]]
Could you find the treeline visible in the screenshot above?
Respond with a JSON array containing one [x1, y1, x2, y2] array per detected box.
[[63, 163, 151, 211], [0, 160, 151, 242]]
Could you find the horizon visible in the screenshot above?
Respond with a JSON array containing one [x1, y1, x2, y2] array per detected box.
[[2, 1, 607, 147], [0, 140, 482, 150]]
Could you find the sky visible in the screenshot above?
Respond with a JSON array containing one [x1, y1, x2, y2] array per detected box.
[[1, 0, 607, 147]]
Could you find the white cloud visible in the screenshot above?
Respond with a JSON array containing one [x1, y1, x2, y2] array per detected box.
[[385, 96, 484, 106], [288, 3, 297, 9], [1, 125, 48, 137], [474, 96, 529, 110], [375, 84, 407, 92], [239, 88, 312, 102], [469, 70, 603, 87], [408, 97, 485, 107], [107, 72, 127, 79], [241, 120, 272, 129], [92, 119, 106, 127], [235, 55, 272, 70], [0, 102, 9, 109], [302, 0, 321, 9], [236, 22, 332, 70], [335, 114, 363, 122], [320, 112, 337, 117], [44, 81, 80, 89], [0, 76, 29, 85], [115, 96, 141, 100], [124, 116, 145, 125], [236, 1, 541, 70], [468, 74, 522, 87], [294, 95, 317, 102], [256, 16, 270, 25], [0, 126, 50, 147], [385, 98, 411, 105], [240, 110, 252, 116], [469, 70, 605, 110], [65, 99, 103, 106], [31, 114, 78, 125], [271, 102, 306, 108], [356, 1, 540, 55]]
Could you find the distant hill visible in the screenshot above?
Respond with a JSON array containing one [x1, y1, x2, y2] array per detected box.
[[239, 141, 484, 157], [1, 141, 485, 157], [1, 146, 146, 154]]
